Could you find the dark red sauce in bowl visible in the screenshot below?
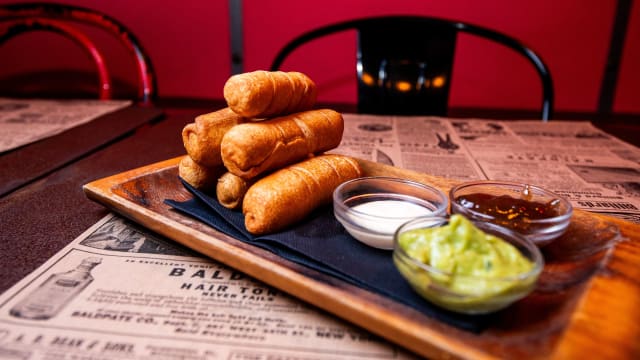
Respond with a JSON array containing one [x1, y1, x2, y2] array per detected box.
[[450, 181, 573, 247]]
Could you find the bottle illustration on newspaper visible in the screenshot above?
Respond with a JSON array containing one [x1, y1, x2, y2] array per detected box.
[[9, 257, 102, 320]]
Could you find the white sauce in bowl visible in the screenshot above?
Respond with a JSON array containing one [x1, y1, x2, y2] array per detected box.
[[339, 199, 434, 249]]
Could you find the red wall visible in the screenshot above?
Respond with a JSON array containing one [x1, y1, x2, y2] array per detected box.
[[0, 0, 232, 100], [616, 0, 640, 114], [1, 0, 638, 115]]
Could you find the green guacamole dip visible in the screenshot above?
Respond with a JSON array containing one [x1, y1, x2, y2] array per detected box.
[[396, 214, 539, 313]]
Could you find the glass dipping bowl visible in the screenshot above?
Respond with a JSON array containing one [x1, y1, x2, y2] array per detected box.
[[450, 180, 573, 247], [333, 177, 448, 250], [393, 216, 544, 314]]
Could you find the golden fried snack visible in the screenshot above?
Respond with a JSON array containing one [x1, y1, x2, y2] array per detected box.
[[223, 70, 317, 118], [216, 172, 256, 209], [242, 154, 362, 235], [182, 107, 246, 167], [178, 155, 225, 191], [220, 109, 344, 179]]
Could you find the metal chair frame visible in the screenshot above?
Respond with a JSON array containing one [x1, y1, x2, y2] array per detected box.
[[0, 2, 156, 104], [0, 17, 112, 99], [271, 16, 553, 120]]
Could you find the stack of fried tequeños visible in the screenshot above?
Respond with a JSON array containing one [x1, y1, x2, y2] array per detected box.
[[180, 70, 362, 235]]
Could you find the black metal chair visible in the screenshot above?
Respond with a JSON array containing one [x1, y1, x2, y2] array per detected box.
[[0, 2, 156, 104], [271, 16, 553, 121]]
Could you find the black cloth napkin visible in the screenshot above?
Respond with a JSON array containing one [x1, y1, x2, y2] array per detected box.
[[165, 179, 491, 332]]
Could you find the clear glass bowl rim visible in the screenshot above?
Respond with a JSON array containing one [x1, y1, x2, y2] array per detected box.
[[449, 180, 574, 226], [393, 215, 545, 283], [333, 176, 450, 234]]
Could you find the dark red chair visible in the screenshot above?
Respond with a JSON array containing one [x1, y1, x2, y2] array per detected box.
[[0, 2, 156, 104]]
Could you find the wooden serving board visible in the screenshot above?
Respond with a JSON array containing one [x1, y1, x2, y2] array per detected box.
[[83, 156, 640, 360]]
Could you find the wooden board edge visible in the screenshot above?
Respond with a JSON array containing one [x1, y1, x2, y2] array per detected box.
[[83, 156, 640, 360], [82, 157, 496, 360], [551, 214, 640, 359], [83, 156, 184, 191]]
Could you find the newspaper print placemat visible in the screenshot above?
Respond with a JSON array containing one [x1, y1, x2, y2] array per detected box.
[[332, 115, 640, 223], [0, 214, 417, 359], [0, 98, 131, 153]]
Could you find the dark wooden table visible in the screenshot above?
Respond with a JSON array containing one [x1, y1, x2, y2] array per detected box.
[[0, 105, 163, 197], [0, 102, 216, 292], [1, 100, 639, 293]]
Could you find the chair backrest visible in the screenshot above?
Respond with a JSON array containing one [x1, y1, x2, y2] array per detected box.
[[0, 2, 156, 104], [271, 16, 553, 121]]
